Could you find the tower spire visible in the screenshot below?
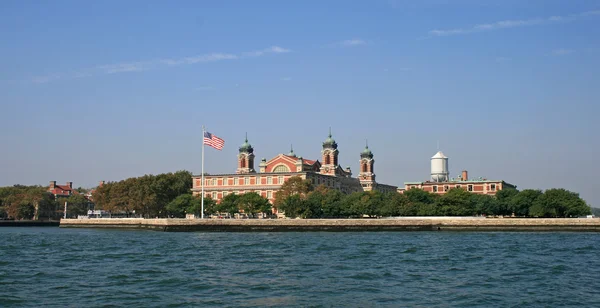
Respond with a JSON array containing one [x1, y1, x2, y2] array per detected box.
[[366, 139, 369, 148], [245, 132, 248, 142], [328, 126, 332, 137]]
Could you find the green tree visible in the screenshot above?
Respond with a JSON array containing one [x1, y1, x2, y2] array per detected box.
[[237, 192, 271, 217], [166, 194, 196, 217], [436, 188, 475, 216], [277, 194, 307, 219], [415, 202, 439, 216], [379, 192, 409, 217], [470, 194, 500, 216], [404, 188, 437, 204], [321, 189, 344, 218], [531, 188, 590, 217], [273, 176, 313, 209], [495, 188, 519, 216], [216, 193, 240, 216], [510, 189, 542, 217]]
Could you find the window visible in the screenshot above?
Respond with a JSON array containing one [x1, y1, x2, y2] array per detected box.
[[273, 165, 289, 173], [325, 155, 331, 165], [223, 192, 228, 197], [244, 177, 249, 185], [212, 192, 217, 199], [267, 177, 272, 184], [410, 186, 416, 189], [362, 164, 367, 172], [490, 184, 496, 191], [267, 191, 272, 198], [456, 185, 461, 189], [240, 159, 246, 168], [444, 185, 449, 191], [433, 186, 438, 192], [212, 178, 216, 186], [468, 185, 473, 192], [278, 176, 283, 184]]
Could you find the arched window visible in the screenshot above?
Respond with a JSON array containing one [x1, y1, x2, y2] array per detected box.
[[273, 165, 290, 173], [362, 164, 367, 173], [325, 155, 331, 165], [240, 159, 246, 168]]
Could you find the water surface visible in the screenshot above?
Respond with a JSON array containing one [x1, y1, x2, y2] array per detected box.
[[1, 228, 599, 307]]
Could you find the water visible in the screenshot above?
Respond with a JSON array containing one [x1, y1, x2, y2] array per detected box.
[[1, 228, 599, 307]]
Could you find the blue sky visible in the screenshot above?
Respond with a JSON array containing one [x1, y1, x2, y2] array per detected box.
[[1, 0, 598, 206]]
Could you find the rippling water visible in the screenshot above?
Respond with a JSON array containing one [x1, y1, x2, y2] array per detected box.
[[1, 228, 599, 307]]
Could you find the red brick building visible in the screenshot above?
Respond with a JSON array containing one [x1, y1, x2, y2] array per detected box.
[[400, 170, 516, 195], [48, 181, 76, 198], [191, 131, 397, 213]]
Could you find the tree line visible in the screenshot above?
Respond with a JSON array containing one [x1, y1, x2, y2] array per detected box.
[[92, 170, 192, 218], [0, 185, 91, 220], [275, 176, 592, 218], [0, 173, 593, 220]]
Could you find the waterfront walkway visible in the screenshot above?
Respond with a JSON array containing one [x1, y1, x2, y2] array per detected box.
[[59, 217, 600, 232]]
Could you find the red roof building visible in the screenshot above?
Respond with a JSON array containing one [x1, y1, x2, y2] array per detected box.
[[192, 131, 398, 216], [48, 181, 76, 198]]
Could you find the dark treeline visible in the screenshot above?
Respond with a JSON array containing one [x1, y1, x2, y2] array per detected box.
[[2, 173, 593, 220], [0, 185, 90, 220], [276, 176, 592, 218], [93, 171, 192, 218]]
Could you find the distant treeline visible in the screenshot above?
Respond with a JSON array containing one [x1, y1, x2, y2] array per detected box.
[[275, 177, 592, 218], [0, 185, 90, 220], [92, 170, 192, 218], [1, 173, 592, 220]]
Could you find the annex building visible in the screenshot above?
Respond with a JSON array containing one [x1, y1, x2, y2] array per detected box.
[[191, 131, 397, 211], [398, 152, 516, 195]]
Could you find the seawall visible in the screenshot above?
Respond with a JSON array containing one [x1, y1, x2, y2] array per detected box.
[[59, 217, 600, 232], [0, 220, 60, 227]]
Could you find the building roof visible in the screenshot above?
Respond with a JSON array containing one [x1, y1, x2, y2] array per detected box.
[[404, 180, 514, 185], [431, 151, 447, 159], [50, 185, 77, 196]]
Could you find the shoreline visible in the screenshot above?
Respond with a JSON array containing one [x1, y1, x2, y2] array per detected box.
[[58, 217, 600, 232], [0, 220, 60, 227]]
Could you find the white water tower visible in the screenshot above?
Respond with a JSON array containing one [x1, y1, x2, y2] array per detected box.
[[431, 151, 449, 182]]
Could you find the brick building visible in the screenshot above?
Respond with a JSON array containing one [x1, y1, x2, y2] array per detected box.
[[399, 170, 516, 195], [191, 131, 397, 213], [48, 181, 76, 198]]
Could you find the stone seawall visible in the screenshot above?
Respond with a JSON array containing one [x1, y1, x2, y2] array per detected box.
[[59, 218, 600, 232]]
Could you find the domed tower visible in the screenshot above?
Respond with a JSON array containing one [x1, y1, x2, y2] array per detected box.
[[288, 144, 296, 157], [359, 141, 376, 190], [320, 128, 339, 176], [431, 151, 449, 182], [236, 133, 255, 174]]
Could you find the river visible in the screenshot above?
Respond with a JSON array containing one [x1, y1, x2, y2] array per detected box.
[[1, 227, 599, 307]]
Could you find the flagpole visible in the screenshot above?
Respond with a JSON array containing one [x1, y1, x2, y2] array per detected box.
[[201, 125, 205, 219]]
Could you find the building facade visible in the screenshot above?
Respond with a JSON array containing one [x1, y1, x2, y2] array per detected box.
[[400, 170, 516, 195], [48, 181, 76, 198], [191, 132, 397, 213]]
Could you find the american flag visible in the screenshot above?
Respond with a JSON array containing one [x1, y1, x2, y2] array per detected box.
[[203, 131, 225, 150]]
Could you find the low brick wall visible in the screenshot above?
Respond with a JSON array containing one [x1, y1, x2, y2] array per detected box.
[[59, 218, 600, 232]]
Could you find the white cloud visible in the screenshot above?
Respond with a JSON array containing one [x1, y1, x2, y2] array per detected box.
[[268, 46, 291, 53], [552, 48, 575, 56], [31, 74, 61, 84], [31, 46, 291, 84], [429, 10, 600, 37], [342, 39, 366, 46]]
